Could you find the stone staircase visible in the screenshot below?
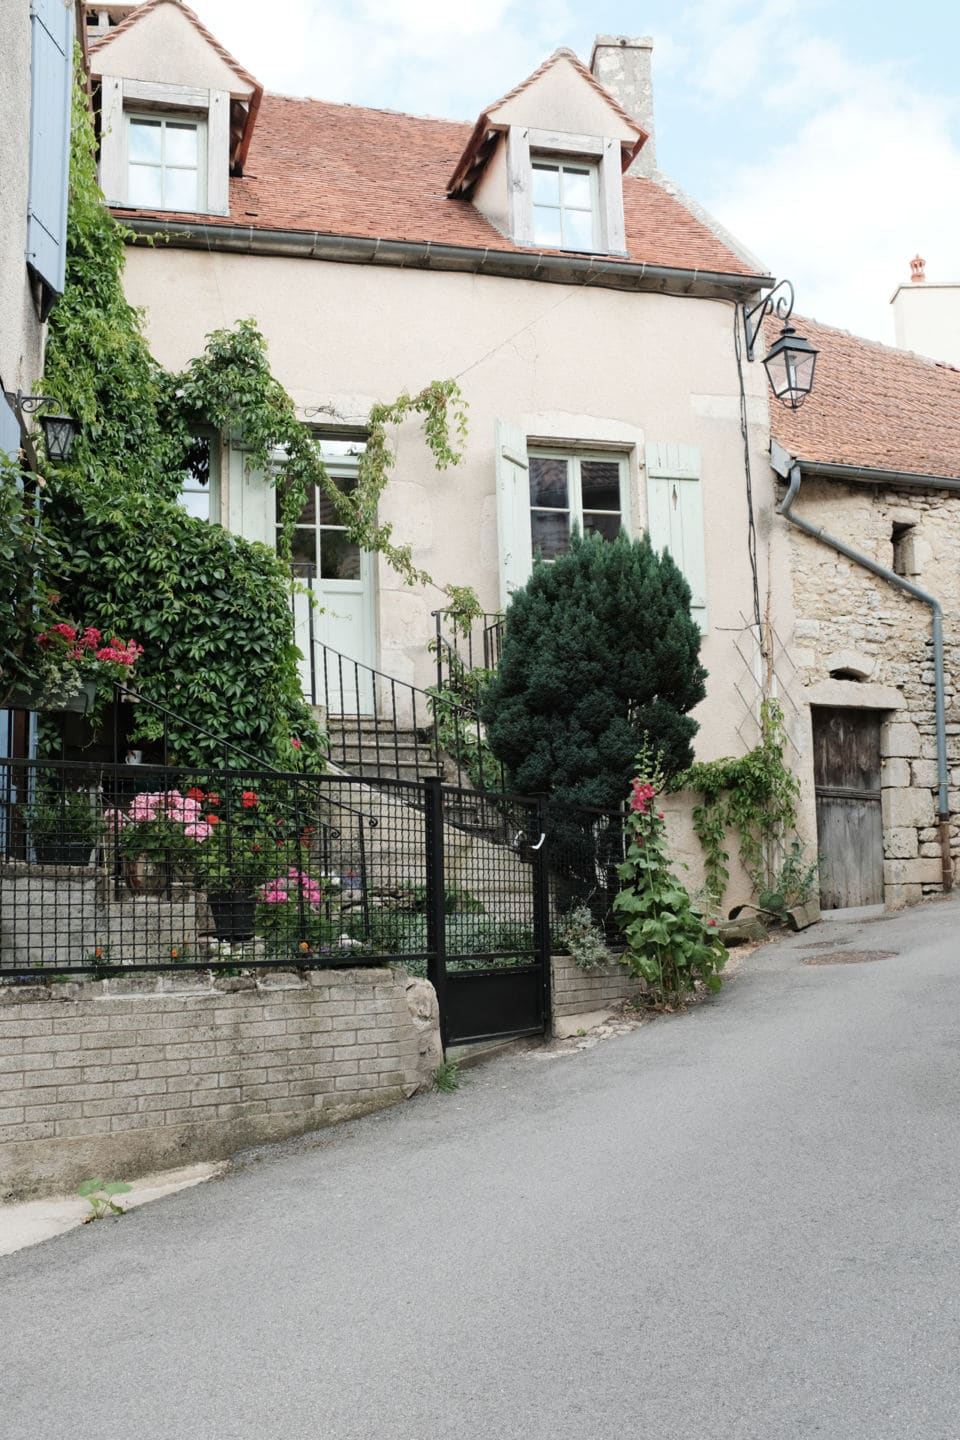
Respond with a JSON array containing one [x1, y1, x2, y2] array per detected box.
[[324, 716, 441, 784]]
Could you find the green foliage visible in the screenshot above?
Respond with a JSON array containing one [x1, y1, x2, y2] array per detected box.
[[671, 700, 802, 910], [758, 837, 819, 915], [26, 784, 98, 849], [614, 749, 727, 1001], [0, 460, 58, 705], [33, 55, 472, 765], [433, 1059, 461, 1093], [482, 532, 706, 806], [557, 903, 613, 971], [77, 1177, 132, 1220]]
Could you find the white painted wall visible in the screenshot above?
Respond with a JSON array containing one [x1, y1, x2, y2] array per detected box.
[[0, 3, 45, 402], [892, 282, 960, 366]]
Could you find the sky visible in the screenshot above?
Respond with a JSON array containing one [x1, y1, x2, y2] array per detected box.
[[190, 0, 960, 345]]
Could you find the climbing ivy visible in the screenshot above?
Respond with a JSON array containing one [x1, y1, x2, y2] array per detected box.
[[671, 700, 802, 911], [31, 53, 475, 765]]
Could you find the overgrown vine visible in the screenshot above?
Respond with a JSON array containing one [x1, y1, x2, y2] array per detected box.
[[671, 700, 809, 911], [19, 52, 476, 765]]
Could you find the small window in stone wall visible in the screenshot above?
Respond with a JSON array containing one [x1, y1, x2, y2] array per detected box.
[[892, 522, 917, 577]]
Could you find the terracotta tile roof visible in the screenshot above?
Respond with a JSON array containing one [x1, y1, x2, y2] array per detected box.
[[89, 0, 261, 93], [119, 92, 756, 277], [771, 314, 960, 480]]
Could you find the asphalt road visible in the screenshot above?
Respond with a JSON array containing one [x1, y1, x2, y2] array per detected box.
[[3, 900, 960, 1439]]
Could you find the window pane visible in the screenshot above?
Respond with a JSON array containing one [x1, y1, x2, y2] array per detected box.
[[318, 476, 357, 525], [319, 439, 366, 461], [531, 510, 570, 559], [128, 164, 162, 208], [296, 489, 316, 525], [562, 207, 594, 251], [531, 164, 559, 205], [179, 488, 210, 520], [291, 529, 317, 566], [529, 456, 569, 508], [129, 119, 161, 164], [532, 206, 562, 248], [165, 167, 199, 211], [321, 531, 361, 580], [562, 167, 592, 209], [165, 123, 198, 166], [581, 460, 621, 510], [583, 512, 622, 542]]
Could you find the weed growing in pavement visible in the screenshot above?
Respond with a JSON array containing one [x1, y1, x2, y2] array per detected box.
[[432, 1060, 461, 1093], [78, 1178, 132, 1221]]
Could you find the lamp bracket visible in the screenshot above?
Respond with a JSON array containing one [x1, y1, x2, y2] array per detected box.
[[742, 279, 795, 361], [7, 390, 67, 418]]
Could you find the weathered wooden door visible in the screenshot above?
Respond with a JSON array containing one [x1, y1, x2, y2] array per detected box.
[[812, 707, 884, 909]]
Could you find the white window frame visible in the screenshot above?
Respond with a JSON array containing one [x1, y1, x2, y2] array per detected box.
[[99, 78, 230, 217], [530, 158, 600, 252], [178, 436, 221, 522], [126, 111, 207, 213], [527, 447, 628, 559], [507, 125, 626, 255]]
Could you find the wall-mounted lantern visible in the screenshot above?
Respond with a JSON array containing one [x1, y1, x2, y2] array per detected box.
[[7, 390, 78, 463], [743, 280, 818, 410]]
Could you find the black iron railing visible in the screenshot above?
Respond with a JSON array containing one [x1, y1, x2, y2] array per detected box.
[[0, 757, 544, 979], [431, 607, 505, 695]]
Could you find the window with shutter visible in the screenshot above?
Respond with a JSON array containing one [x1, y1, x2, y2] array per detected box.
[[645, 442, 707, 630], [26, 0, 74, 314]]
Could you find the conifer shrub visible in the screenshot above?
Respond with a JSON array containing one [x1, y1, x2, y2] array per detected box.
[[481, 531, 707, 910]]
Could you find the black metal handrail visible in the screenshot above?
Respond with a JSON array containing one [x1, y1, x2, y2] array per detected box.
[[431, 607, 505, 695]]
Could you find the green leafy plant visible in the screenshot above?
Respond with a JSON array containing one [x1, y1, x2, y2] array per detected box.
[[77, 1178, 132, 1220], [613, 748, 727, 1002], [26, 784, 98, 853], [558, 904, 613, 971], [757, 837, 819, 915], [672, 700, 802, 910], [433, 1059, 461, 1093]]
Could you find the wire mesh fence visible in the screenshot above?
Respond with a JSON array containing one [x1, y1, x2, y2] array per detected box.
[[0, 758, 549, 980], [545, 803, 629, 947]]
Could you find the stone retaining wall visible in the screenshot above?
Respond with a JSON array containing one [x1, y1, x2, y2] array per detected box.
[[550, 952, 645, 1035], [0, 967, 440, 1200]]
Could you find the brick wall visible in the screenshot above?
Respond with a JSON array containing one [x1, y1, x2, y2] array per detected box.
[[0, 967, 439, 1200], [550, 952, 645, 1030]]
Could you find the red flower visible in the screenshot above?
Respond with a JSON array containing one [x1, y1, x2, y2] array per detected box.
[[206, 814, 220, 825], [276, 840, 285, 848], [186, 786, 205, 802], [206, 794, 219, 806], [242, 790, 259, 808], [708, 919, 718, 927], [290, 736, 302, 751], [252, 844, 261, 852]]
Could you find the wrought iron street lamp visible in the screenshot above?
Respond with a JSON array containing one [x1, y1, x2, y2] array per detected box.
[[6, 390, 78, 463], [742, 280, 818, 410]]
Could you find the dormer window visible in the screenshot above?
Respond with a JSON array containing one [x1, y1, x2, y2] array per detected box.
[[128, 115, 206, 211], [531, 160, 598, 251]]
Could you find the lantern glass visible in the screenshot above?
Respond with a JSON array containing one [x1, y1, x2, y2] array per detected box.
[[762, 326, 818, 410], [38, 413, 77, 462]]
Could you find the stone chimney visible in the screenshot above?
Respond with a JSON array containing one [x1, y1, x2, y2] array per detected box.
[[910, 254, 926, 283], [590, 35, 656, 176]]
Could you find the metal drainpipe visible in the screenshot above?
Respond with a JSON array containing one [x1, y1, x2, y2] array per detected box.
[[779, 464, 953, 893]]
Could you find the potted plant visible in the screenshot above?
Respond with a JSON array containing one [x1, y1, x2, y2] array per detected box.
[[103, 787, 214, 894], [192, 787, 291, 940], [9, 622, 143, 716], [27, 786, 98, 867]]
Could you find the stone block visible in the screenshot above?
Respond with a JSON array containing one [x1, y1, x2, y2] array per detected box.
[[881, 757, 911, 788], [910, 760, 940, 788], [883, 857, 944, 886], [882, 786, 935, 829], [884, 828, 919, 860], [883, 722, 922, 757]]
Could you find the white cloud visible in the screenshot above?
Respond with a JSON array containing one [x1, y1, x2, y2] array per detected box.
[[692, 1, 960, 344], [187, 0, 575, 116]]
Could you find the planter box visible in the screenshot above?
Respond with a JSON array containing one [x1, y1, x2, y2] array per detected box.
[[8, 677, 98, 715], [32, 839, 94, 868]]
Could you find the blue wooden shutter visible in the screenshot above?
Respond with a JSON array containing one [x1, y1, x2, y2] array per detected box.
[[645, 441, 707, 631], [26, 0, 74, 305]]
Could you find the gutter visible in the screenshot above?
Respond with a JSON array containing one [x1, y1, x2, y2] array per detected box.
[[791, 457, 960, 494], [122, 218, 771, 301], [777, 461, 952, 893]]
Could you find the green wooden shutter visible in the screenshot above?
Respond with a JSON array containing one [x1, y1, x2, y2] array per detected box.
[[645, 441, 707, 630], [226, 446, 274, 547], [26, 0, 74, 309], [494, 420, 532, 610]]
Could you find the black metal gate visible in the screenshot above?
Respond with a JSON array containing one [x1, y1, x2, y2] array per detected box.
[[423, 778, 550, 1048]]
